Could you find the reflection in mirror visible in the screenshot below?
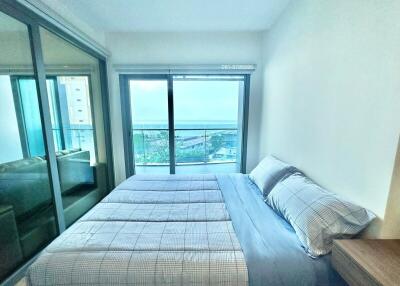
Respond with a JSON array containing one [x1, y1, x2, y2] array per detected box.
[[40, 27, 110, 227], [0, 11, 57, 282]]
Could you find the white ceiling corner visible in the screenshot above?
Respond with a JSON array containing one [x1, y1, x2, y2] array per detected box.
[[18, 0, 110, 56]]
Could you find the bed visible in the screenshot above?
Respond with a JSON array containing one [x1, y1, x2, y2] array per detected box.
[[27, 174, 345, 286]]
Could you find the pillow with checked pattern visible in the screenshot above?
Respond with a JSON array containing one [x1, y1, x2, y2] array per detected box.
[[249, 155, 296, 196], [266, 172, 375, 257]]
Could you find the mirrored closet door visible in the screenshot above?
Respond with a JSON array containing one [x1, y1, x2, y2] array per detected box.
[[0, 2, 114, 283], [0, 10, 57, 282]]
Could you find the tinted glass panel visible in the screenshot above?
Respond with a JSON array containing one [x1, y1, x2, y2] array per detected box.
[[129, 79, 170, 174], [16, 78, 46, 156], [173, 76, 243, 174], [0, 12, 57, 282], [46, 78, 63, 151]]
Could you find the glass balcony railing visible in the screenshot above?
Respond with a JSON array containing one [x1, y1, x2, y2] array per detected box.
[[132, 128, 238, 167]]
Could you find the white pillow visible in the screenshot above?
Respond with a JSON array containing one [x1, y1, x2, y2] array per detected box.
[[249, 155, 295, 196]]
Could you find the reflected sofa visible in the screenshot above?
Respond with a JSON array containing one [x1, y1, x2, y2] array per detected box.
[[0, 149, 107, 281]]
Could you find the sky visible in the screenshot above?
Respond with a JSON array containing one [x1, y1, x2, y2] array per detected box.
[[129, 79, 241, 126]]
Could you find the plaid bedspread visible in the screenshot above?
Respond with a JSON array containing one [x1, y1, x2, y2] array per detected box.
[[27, 174, 248, 286]]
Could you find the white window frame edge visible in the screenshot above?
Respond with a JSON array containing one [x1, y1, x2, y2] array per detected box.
[[113, 64, 257, 75]]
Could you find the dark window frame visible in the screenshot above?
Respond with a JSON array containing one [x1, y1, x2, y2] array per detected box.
[[119, 73, 250, 177]]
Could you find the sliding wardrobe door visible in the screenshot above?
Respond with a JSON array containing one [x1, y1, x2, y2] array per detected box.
[[39, 27, 111, 227], [125, 77, 171, 174], [0, 11, 57, 282], [173, 75, 244, 174]]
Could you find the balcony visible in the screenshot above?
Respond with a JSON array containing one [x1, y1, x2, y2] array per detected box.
[[132, 128, 239, 174]]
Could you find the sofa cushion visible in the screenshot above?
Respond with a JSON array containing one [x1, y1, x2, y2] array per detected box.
[[56, 150, 94, 194], [0, 157, 44, 173], [0, 159, 52, 220]]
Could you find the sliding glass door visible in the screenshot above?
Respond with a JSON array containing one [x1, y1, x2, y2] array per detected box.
[[129, 78, 171, 174], [173, 75, 242, 174], [122, 74, 249, 175]]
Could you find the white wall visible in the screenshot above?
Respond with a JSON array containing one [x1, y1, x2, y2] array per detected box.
[[260, 0, 400, 233], [106, 32, 264, 184]]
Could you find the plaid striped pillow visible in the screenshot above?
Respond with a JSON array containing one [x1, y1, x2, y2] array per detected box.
[[266, 172, 375, 257], [249, 155, 296, 196]]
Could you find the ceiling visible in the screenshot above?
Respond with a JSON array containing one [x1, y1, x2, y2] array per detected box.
[[39, 0, 291, 32]]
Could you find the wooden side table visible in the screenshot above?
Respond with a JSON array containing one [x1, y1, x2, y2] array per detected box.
[[332, 239, 400, 286]]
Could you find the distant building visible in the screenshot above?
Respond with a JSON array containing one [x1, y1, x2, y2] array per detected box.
[[178, 136, 204, 150], [210, 147, 236, 161]]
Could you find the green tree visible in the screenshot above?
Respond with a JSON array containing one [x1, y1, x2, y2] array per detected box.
[[209, 134, 223, 153]]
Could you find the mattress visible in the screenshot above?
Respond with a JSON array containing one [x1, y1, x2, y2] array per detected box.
[[27, 173, 345, 286], [27, 174, 248, 286]]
